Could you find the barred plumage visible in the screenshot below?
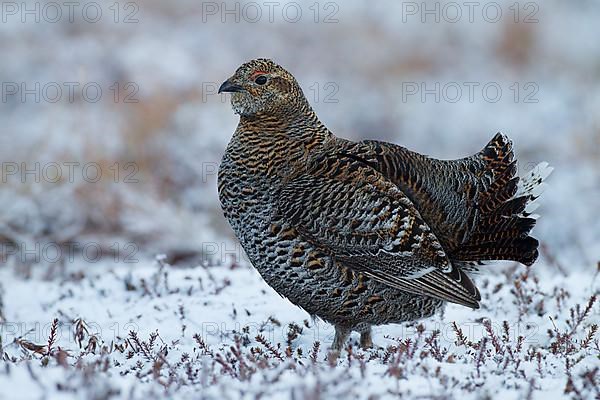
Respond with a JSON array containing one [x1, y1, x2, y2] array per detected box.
[[217, 59, 551, 350]]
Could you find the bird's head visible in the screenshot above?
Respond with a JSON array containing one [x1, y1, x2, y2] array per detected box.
[[218, 59, 304, 117]]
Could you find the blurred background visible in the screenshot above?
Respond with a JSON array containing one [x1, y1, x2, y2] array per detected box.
[[0, 0, 598, 273]]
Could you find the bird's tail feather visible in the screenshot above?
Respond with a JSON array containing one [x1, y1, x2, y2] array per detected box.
[[452, 133, 552, 266]]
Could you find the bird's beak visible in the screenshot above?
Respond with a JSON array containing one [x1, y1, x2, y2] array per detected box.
[[218, 79, 245, 93]]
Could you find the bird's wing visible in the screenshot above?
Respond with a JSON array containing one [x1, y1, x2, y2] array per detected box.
[[276, 152, 481, 308], [331, 133, 549, 266]]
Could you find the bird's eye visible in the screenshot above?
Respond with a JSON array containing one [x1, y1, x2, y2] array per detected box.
[[254, 75, 268, 85]]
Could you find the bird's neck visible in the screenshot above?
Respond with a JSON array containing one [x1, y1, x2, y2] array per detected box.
[[227, 100, 332, 178], [236, 100, 333, 153]]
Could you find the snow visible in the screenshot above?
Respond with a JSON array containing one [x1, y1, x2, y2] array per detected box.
[[0, 255, 597, 399], [1, 0, 599, 398]]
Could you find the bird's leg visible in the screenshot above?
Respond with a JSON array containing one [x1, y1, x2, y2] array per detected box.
[[332, 325, 350, 351], [359, 326, 373, 349]]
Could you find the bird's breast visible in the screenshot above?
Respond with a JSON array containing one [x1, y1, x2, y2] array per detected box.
[[218, 149, 280, 238]]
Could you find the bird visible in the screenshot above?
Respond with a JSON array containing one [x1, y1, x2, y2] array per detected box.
[[217, 58, 552, 351]]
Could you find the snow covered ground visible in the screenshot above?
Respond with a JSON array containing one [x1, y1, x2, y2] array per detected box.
[[1, 0, 599, 398], [0, 253, 597, 399]]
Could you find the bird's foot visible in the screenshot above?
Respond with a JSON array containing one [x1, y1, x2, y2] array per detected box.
[[359, 327, 373, 350], [331, 325, 350, 352]]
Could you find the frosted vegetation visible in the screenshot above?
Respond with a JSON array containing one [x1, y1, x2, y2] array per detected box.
[[0, 0, 598, 398]]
